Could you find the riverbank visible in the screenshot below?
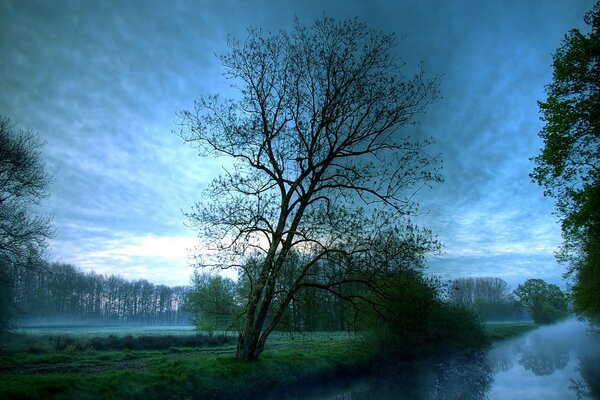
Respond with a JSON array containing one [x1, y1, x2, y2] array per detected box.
[[484, 321, 538, 341], [0, 335, 372, 399], [0, 324, 534, 399]]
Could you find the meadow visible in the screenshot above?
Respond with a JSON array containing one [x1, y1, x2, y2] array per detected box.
[[0, 323, 536, 399]]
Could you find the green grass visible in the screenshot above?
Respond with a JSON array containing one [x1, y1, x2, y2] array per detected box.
[[0, 332, 370, 400], [484, 321, 538, 341], [0, 323, 538, 399]]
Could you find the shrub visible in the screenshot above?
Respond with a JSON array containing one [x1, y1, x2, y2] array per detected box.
[[362, 270, 489, 358], [54, 333, 235, 352]]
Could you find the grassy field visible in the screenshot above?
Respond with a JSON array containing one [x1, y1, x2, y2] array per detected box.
[[0, 328, 368, 399], [0, 323, 534, 399], [484, 321, 538, 341]]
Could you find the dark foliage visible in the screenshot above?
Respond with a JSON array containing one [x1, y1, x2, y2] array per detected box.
[[531, 2, 600, 321], [363, 270, 489, 359], [513, 278, 569, 324], [52, 333, 233, 352]]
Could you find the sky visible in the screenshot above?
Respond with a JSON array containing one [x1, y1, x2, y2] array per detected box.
[[0, 0, 595, 288]]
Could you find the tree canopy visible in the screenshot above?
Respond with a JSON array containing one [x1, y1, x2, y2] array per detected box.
[[513, 279, 568, 324], [531, 2, 600, 322], [179, 18, 441, 360], [186, 271, 238, 336]]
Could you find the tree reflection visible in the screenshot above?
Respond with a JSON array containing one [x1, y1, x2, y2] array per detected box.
[[517, 337, 569, 376], [570, 349, 600, 399], [487, 344, 515, 373], [342, 353, 492, 400]]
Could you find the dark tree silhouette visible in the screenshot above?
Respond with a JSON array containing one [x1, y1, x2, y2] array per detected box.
[[179, 18, 441, 360], [531, 2, 600, 321], [0, 116, 53, 329]]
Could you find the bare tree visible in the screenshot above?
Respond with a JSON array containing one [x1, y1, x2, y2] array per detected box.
[[0, 116, 53, 328], [0, 117, 53, 263], [179, 18, 441, 360]]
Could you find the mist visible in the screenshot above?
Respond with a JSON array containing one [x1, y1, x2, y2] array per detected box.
[[277, 319, 600, 400]]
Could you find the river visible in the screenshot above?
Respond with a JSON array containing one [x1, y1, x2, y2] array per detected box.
[[277, 319, 600, 399]]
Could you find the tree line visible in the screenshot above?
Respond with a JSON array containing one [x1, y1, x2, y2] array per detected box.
[[7, 261, 191, 325], [448, 276, 569, 324], [187, 272, 570, 335], [187, 261, 360, 336]]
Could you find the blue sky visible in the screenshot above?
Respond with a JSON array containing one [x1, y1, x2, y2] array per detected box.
[[0, 0, 595, 288]]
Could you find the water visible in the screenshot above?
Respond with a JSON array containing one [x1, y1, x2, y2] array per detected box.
[[486, 319, 599, 399], [283, 319, 600, 399]]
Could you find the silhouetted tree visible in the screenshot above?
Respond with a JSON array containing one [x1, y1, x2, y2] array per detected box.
[[531, 2, 600, 322], [179, 17, 441, 360], [513, 279, 569, 324], [362, 270, 489, 357], [0, 116, 53, 329]]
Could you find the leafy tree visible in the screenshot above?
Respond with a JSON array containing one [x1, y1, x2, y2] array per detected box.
[[186, 271, 238, 336], [0, 116, 53, 329], [364, 270, 489, 357], [513, 279, 569, 324], [179, 18, 441, 360], [531, 2, 600, 321]]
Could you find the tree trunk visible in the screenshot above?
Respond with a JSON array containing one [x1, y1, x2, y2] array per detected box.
[[235, 281, 275, 360], [235, 330, 264, 361]]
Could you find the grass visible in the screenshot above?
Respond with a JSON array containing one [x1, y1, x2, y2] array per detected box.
[[484, 321, 538, 341], [0, 330, 370, 400], [0, 322, 536, 399]]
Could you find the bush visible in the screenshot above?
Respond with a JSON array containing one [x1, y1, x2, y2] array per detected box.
[[363, 270, 489, 358]]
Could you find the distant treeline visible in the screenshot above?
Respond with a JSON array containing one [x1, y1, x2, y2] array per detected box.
[[448, 277, 529, 321], [8, 262, 191, 325], [187, 272, 531, 336]]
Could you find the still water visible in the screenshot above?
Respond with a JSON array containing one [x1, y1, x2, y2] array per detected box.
[[280, 319, 600, 400]]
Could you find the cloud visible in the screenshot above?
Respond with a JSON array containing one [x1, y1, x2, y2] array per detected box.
[[50, 233, 198, 286], [1, 0, 594, 286]]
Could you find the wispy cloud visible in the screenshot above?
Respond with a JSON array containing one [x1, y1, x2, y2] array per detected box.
[[0, 0, 593, 286]]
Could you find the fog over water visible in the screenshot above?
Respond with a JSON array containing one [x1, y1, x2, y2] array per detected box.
[[276, 319, 600, 400], [487, 319, 600, 399]]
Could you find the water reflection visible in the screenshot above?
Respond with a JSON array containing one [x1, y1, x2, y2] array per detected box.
[[279, 319, 600, 400], [346, 353, 493, 400], [571, 348, 600, 399], [517, 338, 569, 376], [487, 319, 600, 399]]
